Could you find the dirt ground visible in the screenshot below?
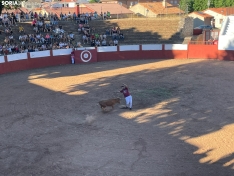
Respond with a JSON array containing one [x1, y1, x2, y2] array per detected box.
[[1, 59, 234, 176]]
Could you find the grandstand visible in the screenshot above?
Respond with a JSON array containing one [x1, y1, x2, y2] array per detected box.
[[0, 17, 184, 53]]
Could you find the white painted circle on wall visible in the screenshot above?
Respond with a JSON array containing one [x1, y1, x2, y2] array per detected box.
[[80, 50, 92, 62]]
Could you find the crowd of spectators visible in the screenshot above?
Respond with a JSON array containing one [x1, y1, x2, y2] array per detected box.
[[77, 13, 124, 47], [0, 10, 124, 55]]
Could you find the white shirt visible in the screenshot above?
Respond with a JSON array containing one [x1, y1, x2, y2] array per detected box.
[[59, 42, 63, 48], [114, 40, 118, 45]]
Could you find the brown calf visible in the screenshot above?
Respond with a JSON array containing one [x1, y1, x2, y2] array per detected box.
[[99, 98, 120, 110]]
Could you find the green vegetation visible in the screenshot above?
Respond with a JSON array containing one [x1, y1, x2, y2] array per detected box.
[[179, 0, 234, 13]]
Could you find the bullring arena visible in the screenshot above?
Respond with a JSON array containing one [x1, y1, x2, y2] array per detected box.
[[1, 43, 234, 175]]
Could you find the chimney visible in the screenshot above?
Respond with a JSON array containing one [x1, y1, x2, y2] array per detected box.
[[162, 0, 167, 8]]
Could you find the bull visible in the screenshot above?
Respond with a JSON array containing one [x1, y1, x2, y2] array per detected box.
[[98, 98, 120, 110]]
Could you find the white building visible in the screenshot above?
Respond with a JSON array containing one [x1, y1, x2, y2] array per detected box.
[[203, 8, 231, 29], [21, 0, 42, 11]]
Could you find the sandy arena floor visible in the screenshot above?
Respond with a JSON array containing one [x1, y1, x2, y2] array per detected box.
[[0, 59, 234, 176]]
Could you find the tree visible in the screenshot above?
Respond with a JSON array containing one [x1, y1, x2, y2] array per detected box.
[[0, 0, 26, 14], [180, 0, 234, 13], [179, 0, 194, 13], [89, 0, 100, 3], [193, 0, 207, 11]]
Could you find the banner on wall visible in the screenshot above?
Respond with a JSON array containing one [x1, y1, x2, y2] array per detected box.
[[0, 56, 5, 63], [7, 53, 27, 62], [74, 48, 97, 63], [30, 50, 50, 58]]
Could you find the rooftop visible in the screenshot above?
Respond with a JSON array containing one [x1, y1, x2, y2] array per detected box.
[[139, 2, 183, 15], [191, 11, 213, 18]]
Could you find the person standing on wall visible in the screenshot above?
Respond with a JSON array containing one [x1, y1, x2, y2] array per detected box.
[[120, 83, 132, 110]]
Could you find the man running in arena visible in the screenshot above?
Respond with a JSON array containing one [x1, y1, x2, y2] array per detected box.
[[120, 83, 132, 110]]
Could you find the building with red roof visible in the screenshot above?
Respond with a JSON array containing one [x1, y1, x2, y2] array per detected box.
[[130, 2, 183, 17], [189, 7, 234, 29]]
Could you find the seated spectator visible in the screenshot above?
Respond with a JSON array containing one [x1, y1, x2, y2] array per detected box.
[[40, 35, 45, 43], [107, 11, 111, 19], [73, 12, 76, 21], [5, 28, 10, 35], [9, 27, 13, 35], [19, 34, 23, 42], [0, 44, 2, 55], [33, 26, 39, 33], [11, 44, 16, 53], [45, 33, 50, 43], [104, 12, 107, 20], [91, 39, 95, 47], [60, 28, 65, 33], [84, 24, 90, 33], [62, 34, 67, 42], [119, 33, 124, 40], [90, 33, 95, 41], [15, 44, 19, 53], [112, 27, 118, 40], [59, 41, 64, 48], [9, 35, 14, 44], [8, 45, 12, 54], [113, 39, 118, 46], [19, 25, 24, 33], [32, 19, 37, 26], [25, 13, 29, 21], [117, 27, 121, 34], [4, 36, 9, 44], [3, 17, 9, 27], [36, 33, 41, 40], [102, 39, 107, 46], [82, 34, 87, 44], [99, 34, 103, 41], [78, 27, 82, 33], [105, 29, 110, 36], [34, 46, 39, 51], [63, 14, 67, 21], [41, 44, 46, 50], [95, 40, 100, 47], [28, 45, 34, 52], [38, 21, 43, 32], [30, 34, 35, 43], [103, 33, 107, 40], [50, 34, 55, 43], [91, 27, 95, 33], [69, 32, 74, 41], [54, 26, 61, 34], [84, 32, 89, 43], [95, 33, 99, 40], [109, 40, 113, 46], [77, 42, 83, 48]]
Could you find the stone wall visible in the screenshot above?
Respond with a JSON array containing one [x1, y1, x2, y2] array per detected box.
[[178, 17, 194, 38]]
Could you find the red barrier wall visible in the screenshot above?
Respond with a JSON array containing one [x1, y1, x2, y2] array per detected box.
[[97, 50, 165, 62], [188, 44, 219, 59], [164, 50, 188, 59], [1, 44, 234, 75], [218, 50, 234, 61]]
